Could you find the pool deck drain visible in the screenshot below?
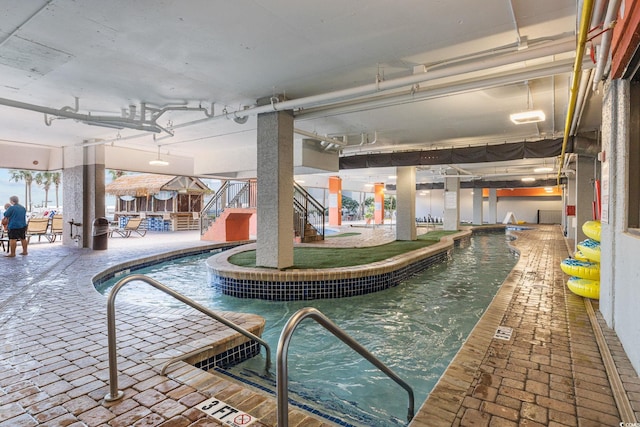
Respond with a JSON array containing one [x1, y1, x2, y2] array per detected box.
[[0, 224, 638, 426]]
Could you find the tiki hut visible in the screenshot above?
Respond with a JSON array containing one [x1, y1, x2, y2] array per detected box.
[[106, 174, 211, 231]]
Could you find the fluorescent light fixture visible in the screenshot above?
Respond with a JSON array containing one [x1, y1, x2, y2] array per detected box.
[[521, 177, 536, 182], [149, 146, 169, 166], [534, 166, 554, 173], [510, 110, 546, 124], [544, 187, 554, 192]]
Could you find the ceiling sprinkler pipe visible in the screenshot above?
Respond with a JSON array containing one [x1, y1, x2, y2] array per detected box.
[[592, 0, 622, 90]]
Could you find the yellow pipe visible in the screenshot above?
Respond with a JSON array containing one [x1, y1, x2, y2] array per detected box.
[[557, 0, 595, 186]]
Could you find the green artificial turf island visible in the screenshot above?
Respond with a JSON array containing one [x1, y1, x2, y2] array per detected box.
[[228, 230, 458, 269]]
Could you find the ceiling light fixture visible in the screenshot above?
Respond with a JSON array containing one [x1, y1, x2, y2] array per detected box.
[[149, 146, 169, 166], [510, 81, 546, 124], [510, 110, 546, 124], [521, 177, 536, 182], [534, 166, 554, 173]]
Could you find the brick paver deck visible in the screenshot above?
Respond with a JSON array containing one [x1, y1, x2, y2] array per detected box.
[[0, 224, 638, 426]]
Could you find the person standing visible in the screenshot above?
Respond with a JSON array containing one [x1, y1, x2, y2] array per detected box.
[[3, 196, 28, 257]]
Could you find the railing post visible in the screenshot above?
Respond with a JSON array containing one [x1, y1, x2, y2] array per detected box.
[[276, 307, 414, 426], [105, 274, 271, 402]]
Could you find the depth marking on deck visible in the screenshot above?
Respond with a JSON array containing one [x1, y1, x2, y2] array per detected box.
[[198, 397, 256, 426], [494, 326, 513, 340]]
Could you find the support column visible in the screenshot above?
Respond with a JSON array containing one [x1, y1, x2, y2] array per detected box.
[[62, 145, 105, 248], [473, 188, 484, 225], [576, 155, 596, 245], [256, 110, 294, 269], [374, 183, 385, 224], [328, 176, 342, 226], [566, 173, 577, 248], [488, 188, 498, 224], [443, 174, 460, 231], [396, 166, 416, 240]]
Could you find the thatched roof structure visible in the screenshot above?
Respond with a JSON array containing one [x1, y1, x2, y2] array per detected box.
[[106, 174, 211, 197]]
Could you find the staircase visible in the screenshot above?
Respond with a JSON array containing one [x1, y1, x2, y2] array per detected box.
[[200, 180, 324, 243]]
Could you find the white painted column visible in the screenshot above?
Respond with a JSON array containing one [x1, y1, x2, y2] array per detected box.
[[473, 188, 484, 225], [575, 155, 596, 245], [256, 110, 294, 269], [396, 166, 416, 240], [487, 188, 498, 224], [443, 174, 460, 231]]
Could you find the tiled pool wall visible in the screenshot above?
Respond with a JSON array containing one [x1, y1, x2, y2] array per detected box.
[[193, 340, 262, 371], [210, 232, 475, 301], [92, 242, 246, 287], [211, 249, 453, 300]]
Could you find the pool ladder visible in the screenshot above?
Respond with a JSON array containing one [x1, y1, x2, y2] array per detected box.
[[104, 276, 414, 424], [104, 274, 271, 402], [277, 307, 415, 425]]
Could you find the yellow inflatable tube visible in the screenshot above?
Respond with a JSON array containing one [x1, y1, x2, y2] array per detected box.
[[577, 239, 601, 263], [567, 277, 600, 300], [560, 258, 600, 281], [582, 220, 601, 242]]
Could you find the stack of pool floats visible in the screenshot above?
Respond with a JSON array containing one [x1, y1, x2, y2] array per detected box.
[[560, 220, 601, 299]]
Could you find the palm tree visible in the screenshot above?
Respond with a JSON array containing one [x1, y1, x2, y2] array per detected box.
[[107, 169, 127, 181], [35, 172, 53, 208], [51, 172, 62, 208], [9, 170, 35, 211]]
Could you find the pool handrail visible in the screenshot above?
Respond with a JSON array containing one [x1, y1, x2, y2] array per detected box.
[[104, 273, 271, 402], [276, 307, 415, 426]]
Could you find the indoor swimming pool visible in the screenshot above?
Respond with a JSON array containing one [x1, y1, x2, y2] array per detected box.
[[96, 231, 519, 426]]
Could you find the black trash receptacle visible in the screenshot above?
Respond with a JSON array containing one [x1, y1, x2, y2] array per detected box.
[[92, 217, 109, 250]]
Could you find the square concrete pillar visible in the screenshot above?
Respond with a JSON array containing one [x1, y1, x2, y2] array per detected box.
[[62, 145, 105, 248], [396, 166, 416, 240], [473, 188, 484, 225], [488, 188, 498, 224], [256, 110, 294, 269], [443, 175, 460, 231]]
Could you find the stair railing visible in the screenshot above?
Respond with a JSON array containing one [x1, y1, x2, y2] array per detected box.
[[200, 180, 255, 234], [105, 274, 271, 402], [276, 307, 414, 426], [293, 182, 325, 241]]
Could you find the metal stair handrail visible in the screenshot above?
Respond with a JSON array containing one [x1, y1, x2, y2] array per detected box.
[[276, 307, 415, 426], [293, 182, 325, 241], [200, 180, 255, 235], [104, 274, 271, 402]]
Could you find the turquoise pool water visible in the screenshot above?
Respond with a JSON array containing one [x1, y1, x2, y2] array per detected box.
[[96, 231, 518, 426]]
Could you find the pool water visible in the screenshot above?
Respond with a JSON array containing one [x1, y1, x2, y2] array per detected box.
[[96, 232, 518, 426]]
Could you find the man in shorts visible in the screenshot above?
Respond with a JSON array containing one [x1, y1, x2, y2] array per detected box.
[[3, 195, 28, 257]]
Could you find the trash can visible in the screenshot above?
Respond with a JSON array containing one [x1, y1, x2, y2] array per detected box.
[[92, 217, 110, 250]]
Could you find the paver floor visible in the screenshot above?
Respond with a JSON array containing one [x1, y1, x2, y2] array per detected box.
[[0, 224, 638, 426]]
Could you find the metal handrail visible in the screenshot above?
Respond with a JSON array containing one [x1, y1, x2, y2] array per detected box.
[[276, 307, 414, 426], [105, 274, 271, 402]]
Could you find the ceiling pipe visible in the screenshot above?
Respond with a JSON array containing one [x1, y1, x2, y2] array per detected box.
[[0, 96, 165, 133], [293, 128, 346, 147], [570, 69, 595, 135], [76, 36, 579, 151], [592, 0, 622, 90], [298, 57, 591, 122], [557, 0, 595, 185], [205, 37, 578, 122]]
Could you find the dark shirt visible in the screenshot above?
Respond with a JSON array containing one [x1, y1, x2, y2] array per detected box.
[[4, 204, 27, 229]]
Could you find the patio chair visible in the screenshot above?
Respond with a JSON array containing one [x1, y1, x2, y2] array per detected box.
[[26, 217, 51, 243], [46, 214, 64, 243], [0, 228, 7, 252], [109, 217, 147, 238]]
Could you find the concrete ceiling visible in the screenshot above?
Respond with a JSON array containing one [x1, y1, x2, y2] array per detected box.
[[0, 1, 605, 191]]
